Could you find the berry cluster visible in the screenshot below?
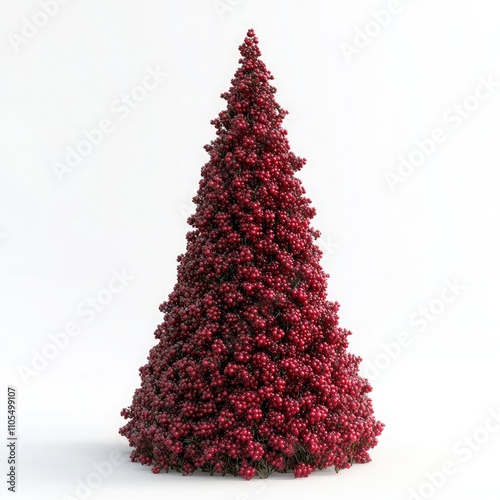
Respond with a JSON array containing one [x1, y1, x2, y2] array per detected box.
[[119, 28, 383, 479]]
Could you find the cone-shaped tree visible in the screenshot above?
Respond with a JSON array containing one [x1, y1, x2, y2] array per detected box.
[[119, 29, 383, 480]]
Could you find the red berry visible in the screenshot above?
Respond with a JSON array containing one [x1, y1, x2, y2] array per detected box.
[[119, 28, 383, 480]]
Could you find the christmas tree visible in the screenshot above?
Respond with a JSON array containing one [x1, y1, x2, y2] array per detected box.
[[119, 29, 383, 480]]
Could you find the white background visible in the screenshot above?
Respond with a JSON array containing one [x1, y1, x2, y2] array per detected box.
[[1, 1, 500, 499]]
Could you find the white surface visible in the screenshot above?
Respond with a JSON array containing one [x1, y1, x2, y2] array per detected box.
[[1, 1, 500, 499]]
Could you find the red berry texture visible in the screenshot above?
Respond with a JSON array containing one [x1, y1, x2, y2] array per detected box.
[[119, 28, 384, 480]]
